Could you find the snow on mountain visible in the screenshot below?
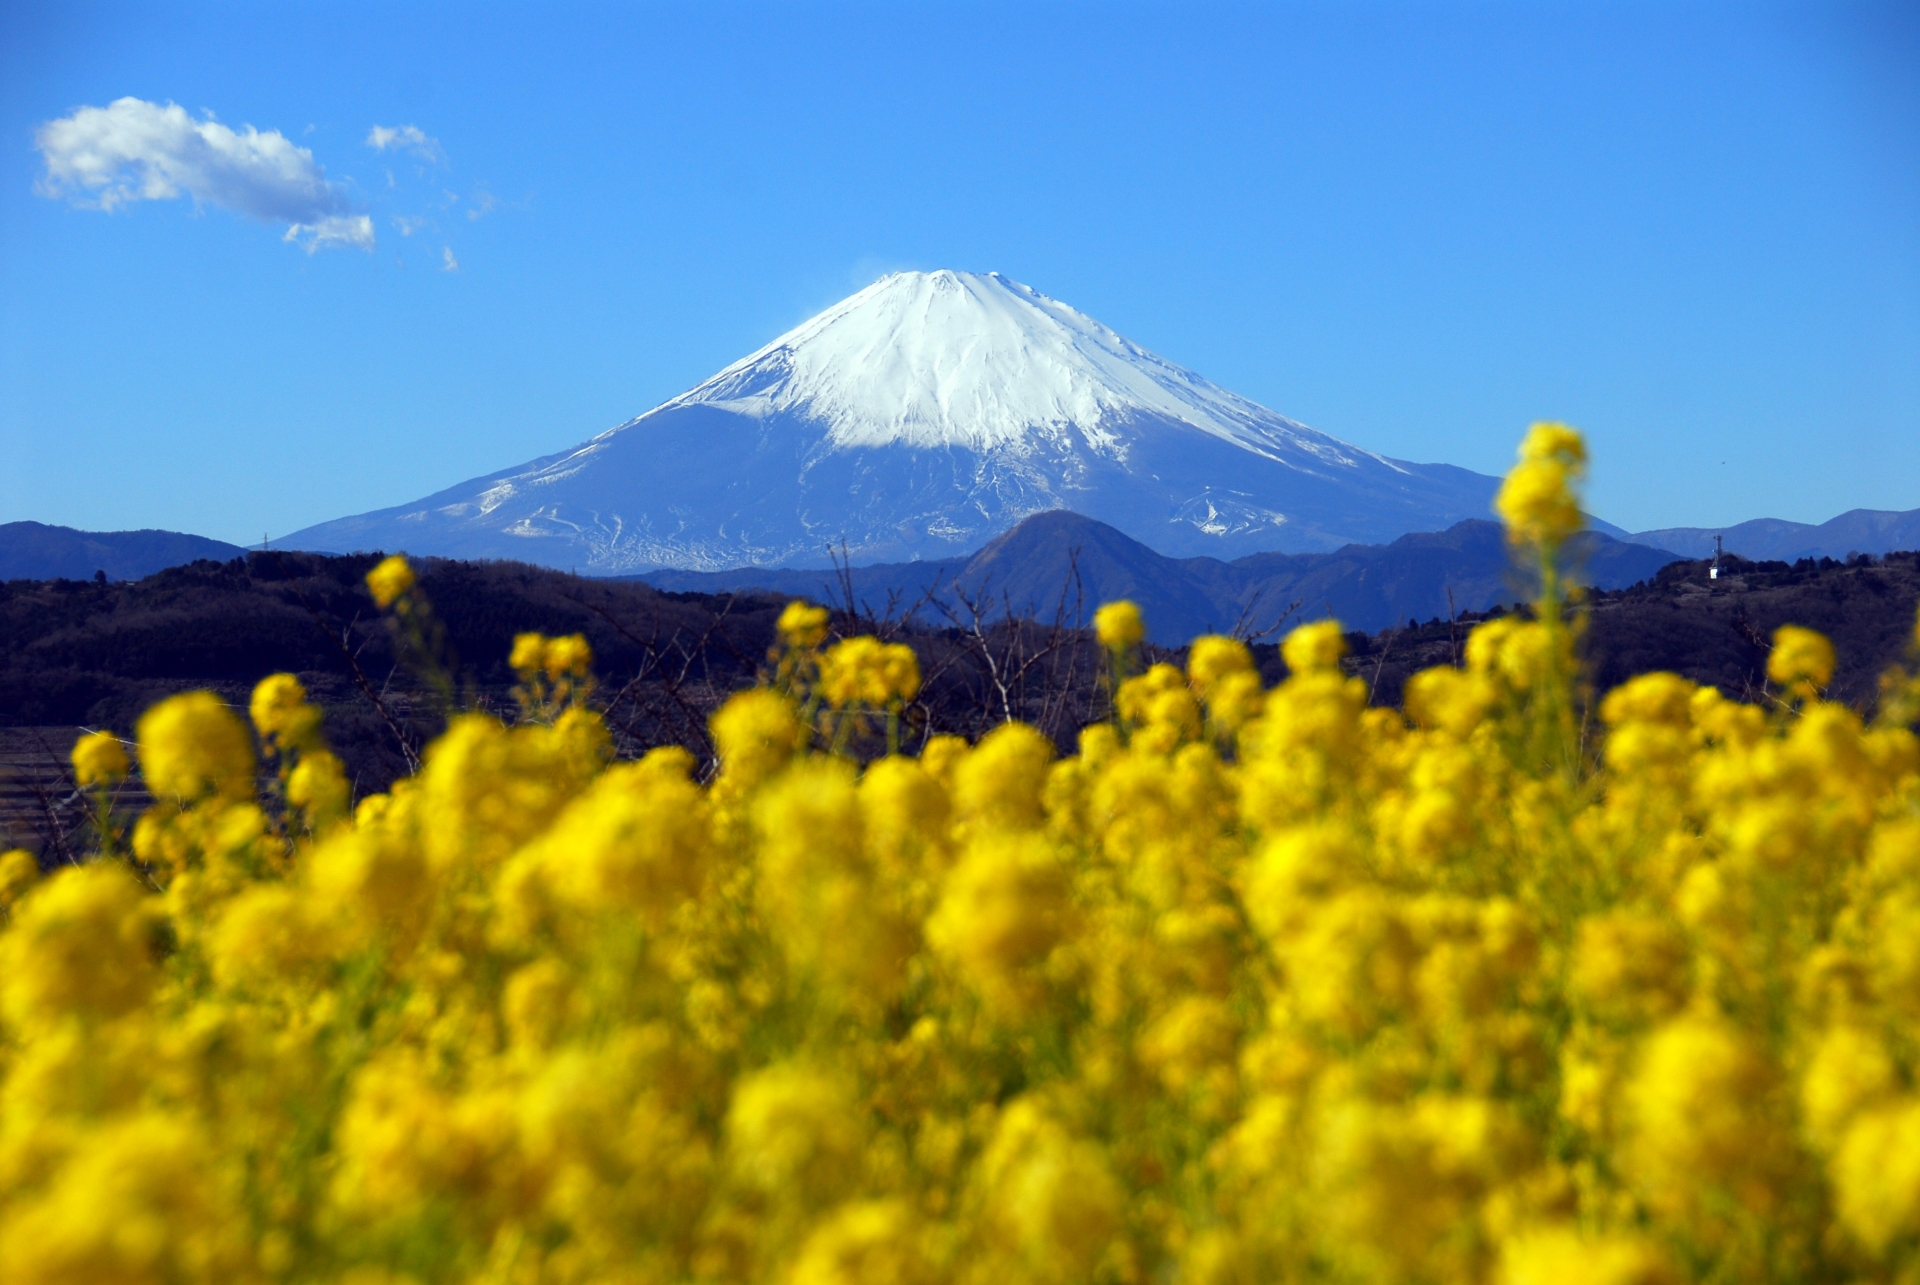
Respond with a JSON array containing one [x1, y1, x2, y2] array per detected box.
[[671, 271, 1356, 461], [284, 270, 1502, 571]]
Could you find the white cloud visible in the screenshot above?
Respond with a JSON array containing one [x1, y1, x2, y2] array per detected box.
[[285, 215, 375, 254], [367, 124, 443, 164], [35, 97, 370, 250], [392, 214, 427, 236], [442, 246, 459, 272], [467, 189, 496, 221]]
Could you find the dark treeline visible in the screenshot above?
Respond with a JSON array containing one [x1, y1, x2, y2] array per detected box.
[[1348, 550, 1920, 711], [4, 546, 1917, 858], [0, 551, 1108, 854]]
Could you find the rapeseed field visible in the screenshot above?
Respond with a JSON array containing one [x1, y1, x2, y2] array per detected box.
[[3, 425, 1919, 1285]]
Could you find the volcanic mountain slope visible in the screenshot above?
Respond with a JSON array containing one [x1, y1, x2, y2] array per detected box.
[[285, 271, 1502, 571]]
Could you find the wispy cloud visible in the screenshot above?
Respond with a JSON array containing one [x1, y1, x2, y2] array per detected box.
[[285, 216, 375, 253], [467, 189, 497, 221], [34, 97, 372, 252], [442, 246, 460, 272], [366, 124, 443, 165], [391, 214, 427, 237]]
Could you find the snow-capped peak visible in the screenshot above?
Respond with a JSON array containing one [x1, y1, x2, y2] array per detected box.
[[662, 270, 1364, 465], [285, 268, 1502, 574]]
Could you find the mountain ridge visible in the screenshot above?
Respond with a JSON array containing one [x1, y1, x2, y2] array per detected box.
[[638, 509, 1683, 644], [0, 521, 247, 583], [1629, 507, 1920, 563]]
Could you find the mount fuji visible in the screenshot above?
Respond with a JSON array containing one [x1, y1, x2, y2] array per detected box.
[[284, 271, 1503, 571]]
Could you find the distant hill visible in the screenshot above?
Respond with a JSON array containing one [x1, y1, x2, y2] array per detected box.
[[1356, 551, 1920, 714], [641, 511, 1682, 644], [1630, 507, 1920, 562], [0, 552, 789, 829], [0, 521, 246, 582]]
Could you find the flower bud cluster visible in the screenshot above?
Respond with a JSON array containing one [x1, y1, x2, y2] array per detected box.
[[512, 631, 596, 720], [1495, 421, 1588, 552]]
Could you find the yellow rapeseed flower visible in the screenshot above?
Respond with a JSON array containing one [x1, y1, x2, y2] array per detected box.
[[979, 1100, 1124, 1280], [1117, 663, 1202, 751], [778, 600, 831, 650], [951, 721, 1052, 833], [1801, 1025, 1895, 1150], [136, 690, 256, 804], [364, 553, 415, 608], [1625, 1012, 1783, 1219], [249, 672, 323, 754], [287, 749, 350, 831], [712, 688, 806, 786], [1094, 599, 1144, 651], [1500, 1227, 1676, 1285], [509, 631, 548, 676], [1187, 634, 1253, 692], [789, 1200, 937, 1285], [542, 633, 593, 680], [1831, 1099, 1920, 1252], [928, 833, 1070, 1014], [821, 636, 921, 707], [0, 1112, 254, 1284], [1768, 623, 1836, 694], [726, 1063, 863, 1197], [1188, 635, 1263, 733], [1496, 421, 1588, 549], [1281, 619, 1346, 675], [70, 729, 129, 787], [0, 862, 158, 1022], [1570, 910, 1689, 1023], [0, 848, 38, 912]]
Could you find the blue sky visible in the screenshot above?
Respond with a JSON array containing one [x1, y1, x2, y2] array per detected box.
[[1, 1, 1915, 547]]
